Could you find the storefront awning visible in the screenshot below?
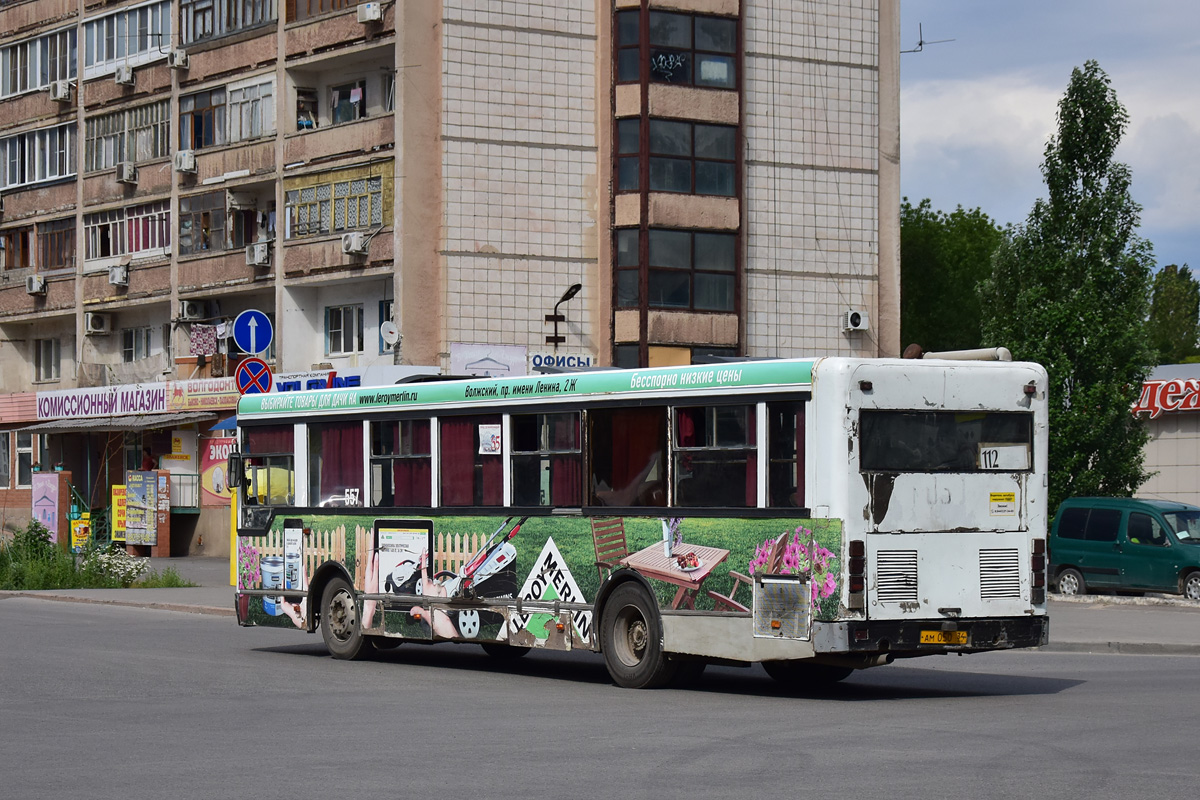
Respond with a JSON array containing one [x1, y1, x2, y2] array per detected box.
[[19, 411, 218, 434]]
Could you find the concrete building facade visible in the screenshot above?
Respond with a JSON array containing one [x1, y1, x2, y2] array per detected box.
[[0, 0, 901, 550]]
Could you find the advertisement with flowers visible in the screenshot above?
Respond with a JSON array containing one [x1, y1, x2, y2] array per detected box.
[[236, 514, 843, 639]]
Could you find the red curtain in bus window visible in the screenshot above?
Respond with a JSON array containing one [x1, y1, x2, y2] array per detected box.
[[607, 408, 665, 505], [440, 418, 474, 506], [316, 422, 363, 505], [392, 423, 431, 505], [549, 414, 581, 505], [246, 425, 293, 454]]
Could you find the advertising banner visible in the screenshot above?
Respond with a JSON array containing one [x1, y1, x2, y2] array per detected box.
[[125, 471, 157, 546], [31, 473, 59, 544], [201, 437, 236, 506], [111, 485, 127, 542]]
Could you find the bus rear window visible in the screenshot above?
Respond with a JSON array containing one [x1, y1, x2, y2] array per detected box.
[[860, 410, 1032, 473]]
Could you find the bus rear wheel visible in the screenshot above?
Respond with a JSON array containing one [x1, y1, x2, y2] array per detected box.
[[762, 660, 853, 686], [601, 582, 676, 689], [321, 576, 367, 660]]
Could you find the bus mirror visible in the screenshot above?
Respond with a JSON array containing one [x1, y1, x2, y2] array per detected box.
[[227, 453, 243, 488]]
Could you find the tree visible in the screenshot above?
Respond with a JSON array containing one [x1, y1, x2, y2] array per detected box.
[[1147, 264, 1200, 364], [900, 198, 1003, 352], [978, 60, 1155, 510]]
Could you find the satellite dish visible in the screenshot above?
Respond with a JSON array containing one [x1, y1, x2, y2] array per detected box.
[[380, 320, 399, 346]]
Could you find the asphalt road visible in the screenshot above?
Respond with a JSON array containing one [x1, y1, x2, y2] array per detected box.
[[1, 597, 1196, 800]]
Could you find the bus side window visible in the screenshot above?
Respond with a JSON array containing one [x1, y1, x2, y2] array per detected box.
[[440, 414, 503, 507], [673, 405, 756, 508], [370, 419, 432, 507], [309, 421, 364, 507], [511, 412, 581, 507], [588, 407, 667, 507], [767, 402, 805, 507]]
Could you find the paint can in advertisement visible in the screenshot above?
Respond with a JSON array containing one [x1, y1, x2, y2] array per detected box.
[[261, 556, 284, 615]]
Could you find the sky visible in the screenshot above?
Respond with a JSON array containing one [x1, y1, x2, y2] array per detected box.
[[900, 1, 1200, 270]]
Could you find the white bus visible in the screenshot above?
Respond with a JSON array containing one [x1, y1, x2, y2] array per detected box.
[[230, 355, 1049, 689]]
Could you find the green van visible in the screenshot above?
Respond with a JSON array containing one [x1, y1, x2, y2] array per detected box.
[[1049, 497, 1200, 599]]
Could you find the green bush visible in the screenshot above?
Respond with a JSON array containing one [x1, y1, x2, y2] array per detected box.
[[0, 520, 195, 590]]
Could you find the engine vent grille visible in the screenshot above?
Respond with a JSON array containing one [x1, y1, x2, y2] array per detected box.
[[876, 550, 918, 602], [980, 548, 1021, 598]]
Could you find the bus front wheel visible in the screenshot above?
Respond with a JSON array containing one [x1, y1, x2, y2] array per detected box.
[[600, 582, 677, 689], [321, 576, 367, 660]]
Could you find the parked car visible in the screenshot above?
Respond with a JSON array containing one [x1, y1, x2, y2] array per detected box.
[[1049, 497, 1200, 599]]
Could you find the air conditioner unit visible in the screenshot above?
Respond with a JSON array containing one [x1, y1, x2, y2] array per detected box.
[[108, 265, 128, 286], [168, 49, 190, 69], [341, 231, 368, 255], [245, 242, 271, 267], [842, 309, 870, 332], [357, 2, 382, 22], [174, 149, 197, 174], [116, 162, 138, 185], [114, 64, 135, 86], [85, 312, 112, 335], [26, 275, 46, 295], [49, 79, 72, 102], [180, 300, 205, 320]]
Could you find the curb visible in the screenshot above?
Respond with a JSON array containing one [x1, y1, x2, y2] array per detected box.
[[0, 591, 234, 617], [1042, 641, 1200, 655]]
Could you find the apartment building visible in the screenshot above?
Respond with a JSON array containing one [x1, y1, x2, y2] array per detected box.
[[0, 0, 900, 552]]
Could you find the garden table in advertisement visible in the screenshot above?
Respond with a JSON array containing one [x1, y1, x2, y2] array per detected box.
[[620, 543, 730, 609]]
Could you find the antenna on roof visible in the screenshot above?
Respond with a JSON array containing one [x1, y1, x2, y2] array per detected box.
[[901, 23, 954, 54]]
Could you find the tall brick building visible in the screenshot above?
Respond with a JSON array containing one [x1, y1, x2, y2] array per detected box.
[[0, 0, 900, 550]]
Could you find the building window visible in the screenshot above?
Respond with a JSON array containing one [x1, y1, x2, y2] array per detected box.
[[83, 0, 172, 77], [1, 228, 32, 270], [121, 327, 153, 362], [285, 172, 384, 238], [84, 100, 169, 172], [84, 201, 170, 265], [330, 80, 367, 125], [17, 432, 39, 486], [287, 0, 355, 24], [38, 219, 75, 270], [0, 433, 9, 488], [1, 27, 77, 98], [325, 304, 363, 356], [0, 124, 76, 190], [296, 88, 318, 130], [180, 88, 227, 150], [181, 0, 276, 45], [179, 192, 227, 255], [615, 228, 736, 311], [615, 10, 737, 90], [34, 338, 60, 382], [228, 77, 275, 142], [615, 119, 736, 196]]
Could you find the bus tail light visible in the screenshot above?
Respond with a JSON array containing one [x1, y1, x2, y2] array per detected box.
[[1031, 538, 1046, 603], [848, 540, 866, 608]]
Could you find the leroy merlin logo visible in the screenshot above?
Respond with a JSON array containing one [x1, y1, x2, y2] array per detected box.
[[513, 537, 592, 641]]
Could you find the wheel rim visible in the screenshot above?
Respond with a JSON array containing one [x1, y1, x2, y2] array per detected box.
[[1059, 573, 1079, 595], [458, 609, 480, 638], [612, 602, 649, 668], [1186, 576, 1200, 601], [327, 588, 357, 643]]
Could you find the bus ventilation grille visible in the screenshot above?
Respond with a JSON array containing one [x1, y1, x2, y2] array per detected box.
[[979, 548, 1021, 598], [875, 550, 918, 602]]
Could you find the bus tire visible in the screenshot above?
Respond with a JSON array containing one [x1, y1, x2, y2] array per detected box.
[[320, 576, 367, 660], [1056, 567, 1085, 596], [600, 582, 677, 689], [481, 642, 531, 659], [762, 660, 853, 686]]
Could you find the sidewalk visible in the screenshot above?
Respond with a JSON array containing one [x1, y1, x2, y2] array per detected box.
[[3, 560, 1199, 653]]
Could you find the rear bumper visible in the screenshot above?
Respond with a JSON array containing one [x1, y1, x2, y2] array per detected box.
[[842, 615, 1049, 655]]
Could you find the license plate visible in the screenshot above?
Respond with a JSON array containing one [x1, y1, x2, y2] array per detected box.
[[920, 630, 967, 645]]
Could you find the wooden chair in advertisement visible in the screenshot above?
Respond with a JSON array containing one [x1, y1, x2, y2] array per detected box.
[[708, 531, 791, 613], [591, 517, 629, 581]]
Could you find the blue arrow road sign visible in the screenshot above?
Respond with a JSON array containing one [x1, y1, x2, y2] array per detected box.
[[232, 309, 273, 355]]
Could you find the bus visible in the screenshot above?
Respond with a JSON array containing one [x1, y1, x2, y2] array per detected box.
[[229, 355, 1049, 689]]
